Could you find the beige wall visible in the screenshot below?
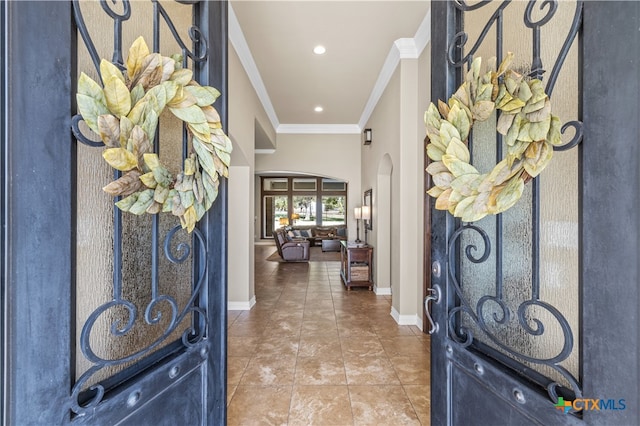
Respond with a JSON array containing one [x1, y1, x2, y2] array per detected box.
[[227, 44, 276, 308], [255, 133, 362, 235], [361, 43, 430, 328], [362, 68, 401, 295]]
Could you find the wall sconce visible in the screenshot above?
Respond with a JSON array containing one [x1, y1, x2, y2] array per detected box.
[[363, 128, 372, 145], [354, 207, 362, 243]]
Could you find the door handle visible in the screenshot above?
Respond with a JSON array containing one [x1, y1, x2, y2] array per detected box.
[[424, 284, 441, 334]]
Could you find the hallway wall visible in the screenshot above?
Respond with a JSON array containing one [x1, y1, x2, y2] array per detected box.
[[361, 42, 431, 328], [228, 44, 276, 308]]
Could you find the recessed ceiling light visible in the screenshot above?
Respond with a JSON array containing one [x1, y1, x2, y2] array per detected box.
[[313, 45, 326, 55], [314, 106, 323, 112]]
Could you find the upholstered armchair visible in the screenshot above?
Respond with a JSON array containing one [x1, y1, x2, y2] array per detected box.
[[273, 229, 310, 262]]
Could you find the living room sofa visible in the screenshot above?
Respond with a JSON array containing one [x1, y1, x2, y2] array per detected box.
[[286, 225, 347, 246], [276, 225, 347, 253]]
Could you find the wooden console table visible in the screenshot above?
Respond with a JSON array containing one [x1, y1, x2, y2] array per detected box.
[[340, 241, 373, 290]]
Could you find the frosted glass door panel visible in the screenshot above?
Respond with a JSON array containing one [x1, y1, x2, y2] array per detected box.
[[75, 0, 197, 390], [456, 0, 580, 391]]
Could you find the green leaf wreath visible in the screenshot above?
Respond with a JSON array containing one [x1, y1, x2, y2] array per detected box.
[[76, 36, 232, 233], [425, 52, 563, 222]]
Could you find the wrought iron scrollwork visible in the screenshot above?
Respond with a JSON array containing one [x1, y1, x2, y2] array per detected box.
[[446, 225, 581, 400], [448, 0, 584, 150], [443, 0, 585, 404], [70, 227, 208, 414], [448, 1, 512, 67], [71, 0, 211, 415]]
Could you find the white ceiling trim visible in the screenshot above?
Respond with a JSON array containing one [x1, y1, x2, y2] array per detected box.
[[395, 38, 418, 58], [255, 149, 276, 154], [228, 4, 280, 131], [414, 8, 432, 54], [357, 9, 431, 129], [230, 5, 431, 136], [277, 124, 361, 134]]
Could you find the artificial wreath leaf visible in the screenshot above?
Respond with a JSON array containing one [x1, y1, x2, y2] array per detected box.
[[126, 36, 150, 81], [169, 104, 207, 124], [442, 155, 478, 178], [104, 75, 132, 117], [103, 147, 138, 171], [215, 147, 231, 167], [102, 170, 143, 197], [192, 138, 217, 178], [170, 68, 193, 87], [446, 138, 471, 163], [76, 92, 110, 134], [447, 103, 471, 142], [129, 189, 155, 215], [184, 85, 220, 107], [100, 59, 125, 85], [97, 114, 121, 148]]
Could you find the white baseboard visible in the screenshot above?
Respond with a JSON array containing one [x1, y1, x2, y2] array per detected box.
[[374, 286, 392, 295], [228, 295, 256, 311], [390, 306, 421, 327]]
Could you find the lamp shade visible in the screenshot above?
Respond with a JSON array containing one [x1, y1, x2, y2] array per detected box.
[[354, 207, 362, 219], [361, 205, 371, 220], [291, 213, 300, 220], [279, 217, 289, 226]]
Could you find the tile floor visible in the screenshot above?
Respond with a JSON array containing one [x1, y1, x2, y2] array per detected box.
[[227, 245, 431, 425]]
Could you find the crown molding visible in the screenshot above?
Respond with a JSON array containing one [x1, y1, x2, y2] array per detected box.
[[394, 38, 418, 58], [414, 8, 432, 55], [277, 124, 361, 135], [357, 42, 401, 130], [358, 9, 431, 129], [229, 4, 280, 130], [255, 149, 276, 154]]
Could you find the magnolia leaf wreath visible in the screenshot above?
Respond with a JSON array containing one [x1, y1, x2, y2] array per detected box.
[[76, 36, 232, 233], [425, 53, 562, 223]]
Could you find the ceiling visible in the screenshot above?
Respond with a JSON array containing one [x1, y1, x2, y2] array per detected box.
[[229, 1, 431, 138]]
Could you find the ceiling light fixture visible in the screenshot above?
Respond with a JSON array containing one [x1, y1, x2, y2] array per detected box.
[[314, 106, 323, 112], [313, 45, 326, 55]]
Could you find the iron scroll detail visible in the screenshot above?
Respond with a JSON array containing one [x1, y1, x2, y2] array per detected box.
[[71, 226, 208, 414], [446, 225, 581, 401]]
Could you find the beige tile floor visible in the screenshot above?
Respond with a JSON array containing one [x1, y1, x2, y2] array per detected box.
[[227, 245, 431, 425]]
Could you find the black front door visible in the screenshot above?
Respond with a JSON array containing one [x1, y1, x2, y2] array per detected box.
[[428, 1, 638, 425], [2, 1, 228, 424]]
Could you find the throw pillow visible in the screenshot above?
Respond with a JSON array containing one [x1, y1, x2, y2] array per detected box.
[[304, 229, 313, 238], [287, 230, 295, 240]]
